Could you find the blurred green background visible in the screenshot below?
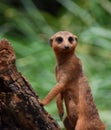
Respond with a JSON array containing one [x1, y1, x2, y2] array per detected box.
[[0, 0, 111, 129]]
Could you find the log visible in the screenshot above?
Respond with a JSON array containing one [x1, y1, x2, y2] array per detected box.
[[0, 39, 61, 130]]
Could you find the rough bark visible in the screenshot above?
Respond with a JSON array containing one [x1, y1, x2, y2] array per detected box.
[[0, 39, 61, 130]]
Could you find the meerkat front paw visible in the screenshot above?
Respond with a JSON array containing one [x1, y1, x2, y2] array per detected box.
[[59, 112, 64, 120], [38, 99, 45, 106]]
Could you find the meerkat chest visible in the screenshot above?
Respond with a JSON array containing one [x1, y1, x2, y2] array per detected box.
[[56, 65, 69, 79], [62, 85, 79, 107], [56, 64, 79, 83]]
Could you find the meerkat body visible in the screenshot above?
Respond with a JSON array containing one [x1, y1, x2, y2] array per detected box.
[[40, 31, 105, 130]]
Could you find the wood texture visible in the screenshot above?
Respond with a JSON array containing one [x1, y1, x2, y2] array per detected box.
[[0, 39, 61, 130]]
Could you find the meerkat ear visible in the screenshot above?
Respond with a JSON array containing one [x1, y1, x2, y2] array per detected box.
[[49, 38, 53, 47], [75, 37, 78, 43], [74, 35, 78, 47]]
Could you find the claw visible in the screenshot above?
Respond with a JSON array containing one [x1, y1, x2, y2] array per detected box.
[[38, 99, 44, 106], [59, 112, 64, 120]]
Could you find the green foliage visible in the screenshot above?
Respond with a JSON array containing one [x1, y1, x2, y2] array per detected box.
[[0, 0, 111, 129]]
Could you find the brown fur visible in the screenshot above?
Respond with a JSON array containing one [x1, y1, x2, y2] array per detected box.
[[40, 31, 105, 130]]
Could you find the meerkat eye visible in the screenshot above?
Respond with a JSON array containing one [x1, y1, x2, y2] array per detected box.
[[56, 37, 63, 43], [68, 36, 74, 43]]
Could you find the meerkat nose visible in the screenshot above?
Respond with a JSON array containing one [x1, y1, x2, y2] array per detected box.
[[64, 45, 69, 49]]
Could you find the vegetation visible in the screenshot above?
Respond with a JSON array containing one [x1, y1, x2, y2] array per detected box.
[[0, 0, 111, 129]]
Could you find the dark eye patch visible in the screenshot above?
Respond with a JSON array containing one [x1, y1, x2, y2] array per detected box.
[[68, 36, 74, 43], [56, 37, 63, 43]]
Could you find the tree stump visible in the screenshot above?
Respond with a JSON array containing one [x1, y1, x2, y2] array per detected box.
[[0, 39, 61, 130]]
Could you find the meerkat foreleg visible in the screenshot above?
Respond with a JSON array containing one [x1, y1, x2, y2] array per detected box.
[[40, 83, 64, 106], [56, 93, 64, 120]]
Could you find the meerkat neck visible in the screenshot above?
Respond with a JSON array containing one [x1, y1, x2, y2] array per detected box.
[[55, 51, 75, 65]]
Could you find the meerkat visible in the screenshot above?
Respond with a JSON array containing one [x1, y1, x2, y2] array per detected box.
[[40, 31, 105, 130]]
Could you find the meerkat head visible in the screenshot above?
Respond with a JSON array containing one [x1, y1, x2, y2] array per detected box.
[[49, 31, 78, 54]]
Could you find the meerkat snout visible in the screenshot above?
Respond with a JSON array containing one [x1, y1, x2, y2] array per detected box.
[[64, 45, 69, 49]]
